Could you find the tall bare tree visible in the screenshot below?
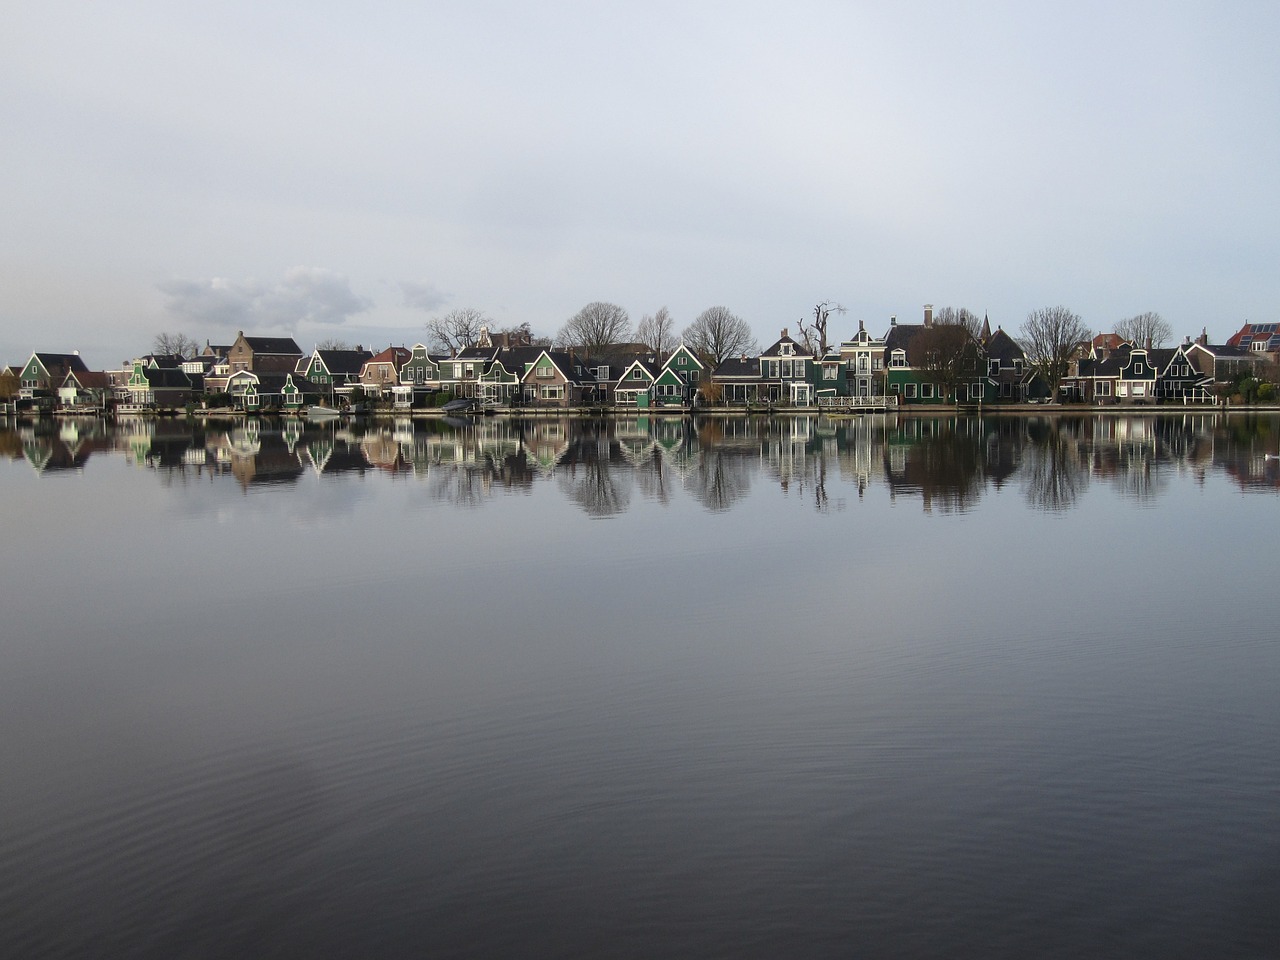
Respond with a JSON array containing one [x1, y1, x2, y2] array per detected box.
[[558, 302, 631, 357], [682, 306, 758, 366], [427, 307, 489, 355], [152, 332, 199, 358], [1114, 311, 1172, 349], [911, 321, 979, 401], [932, 307, 984, 338], [317, 337, 357, 351], [634, 306, 676, 357], [796, 301, 846, 356], [1020, 306, 1090, 401]]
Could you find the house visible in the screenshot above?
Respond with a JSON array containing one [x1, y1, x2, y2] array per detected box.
[[885, 307, 992, 404], [393, 343, 446, 408], [757, 329, 816, 406], [710, 355, 766, 405], [124, 359, 196, 408], [359, 347, 411, 397], [57, 369, 112, 411], [1225, 321, 1280, 358], [651, 344, 705, 407], [226, 369, 290, 411], [520, 350, 596, 407], [1153, 343, 1213, 403], [478, 346, 543, 407], [279, 372, 326, 412], [1115, 347, 1160, 403], [298, 348, 374, 397], [980, 322, 1044, 402], [1185, 331, 1264, 389], [227, 331, 303, 374], [18, 352, 90, 403], [613, 359, 661, 408], [1063, 343, 1127, 403], [838, 321, 887, 398]]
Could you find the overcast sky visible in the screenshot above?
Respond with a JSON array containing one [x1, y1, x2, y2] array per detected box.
[[4, 1, 1278, 367]]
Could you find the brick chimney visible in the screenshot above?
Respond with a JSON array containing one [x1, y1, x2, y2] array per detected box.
[[923, 304, 933, 327]]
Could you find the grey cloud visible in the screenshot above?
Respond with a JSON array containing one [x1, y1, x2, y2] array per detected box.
[[159, 268, 372, 330], [400, 280, 450, 312]]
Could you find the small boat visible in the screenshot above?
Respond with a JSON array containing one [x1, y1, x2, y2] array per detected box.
[[308, 405, 341, 419]]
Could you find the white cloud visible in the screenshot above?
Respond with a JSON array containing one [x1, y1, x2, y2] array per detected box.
[[399, 280, 450, 312], [158, 268, 372, 330]]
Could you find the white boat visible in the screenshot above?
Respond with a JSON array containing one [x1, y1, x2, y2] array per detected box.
[[308, 405, 341, 419]]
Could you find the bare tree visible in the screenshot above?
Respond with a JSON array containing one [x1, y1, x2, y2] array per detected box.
[[634, 306, 676, 357], [427, 307, 489, 355], [152, 332, 199, 358], [796, 301, 846, 356], [1020, 306, 1090, 401], [682, 306, 758, 366], [317, 337, 357, 350], [911, 321, 979, 401], [558, 302, 631, 357], [932, 307, 984, 338], [1115, 311, 1172, 349]]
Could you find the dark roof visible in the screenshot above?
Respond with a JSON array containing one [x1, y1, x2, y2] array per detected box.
[[34, 352, 90, 374], [243, 336, 302, 354], [712, 357, 760, 380], [315, 349, 373, 375], [760, 332, 810, 358], [983, 328, 1025, 363], [143, 368, 194, 388]]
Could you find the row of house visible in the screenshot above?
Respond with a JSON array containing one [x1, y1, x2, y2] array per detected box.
[[5, 311, 1277, 416]]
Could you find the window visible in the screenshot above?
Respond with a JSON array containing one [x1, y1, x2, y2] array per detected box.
[[632, 368, 645, 379], [823, 365, 837, 380], [536, 364, 553, 379], [690, 370, 699, 382], [541, 384, 563, 399], [890, 383, 901, 395], [905, 383, 917, 398], [890, 351, 906, 368], [1096, 381, 1111, 396], [858, 356, 869, 372], [922, 383, 934, 398], [794, 360, 805, 377], [873, 357, 884, 371], [768, 360, 779, 379], [990, 360, 1000, 375]]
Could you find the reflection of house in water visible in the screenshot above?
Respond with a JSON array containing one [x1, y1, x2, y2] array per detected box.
[[882, 417, 986, 513]]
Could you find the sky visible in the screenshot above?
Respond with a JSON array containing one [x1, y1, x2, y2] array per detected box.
[[4, 1, 1279, 369]]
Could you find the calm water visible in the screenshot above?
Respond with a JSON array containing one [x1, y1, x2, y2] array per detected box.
[[2, 412, 1278, 959]]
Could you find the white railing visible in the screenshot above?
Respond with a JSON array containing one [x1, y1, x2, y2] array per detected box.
[[817, 395, 899, 410]]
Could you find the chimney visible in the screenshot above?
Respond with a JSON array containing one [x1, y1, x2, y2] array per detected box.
[[924, 304, 933, 327], [782, 327, 788, 339], [890, 315, 897, 326], [1198, 327, 1208, 347]]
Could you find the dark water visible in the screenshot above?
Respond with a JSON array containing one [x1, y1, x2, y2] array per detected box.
[[2, 412, 1278, 958]]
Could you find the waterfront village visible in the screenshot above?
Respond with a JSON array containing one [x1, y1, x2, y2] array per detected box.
[[5, 306, 1280, 418]]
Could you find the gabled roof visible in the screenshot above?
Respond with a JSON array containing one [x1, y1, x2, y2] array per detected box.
[[63, 370, 111, 389], [240, 335, 302, 354], [760, 330, 812, 358], [365, 346, 410, 367], [1226, 321, 1280, 351], [982, 327, 1025, 363], [32, 352, 90, 374], [313, 349, 373, 376], [711, 357, 760, 380], [142, 367, 194, 388], [883, 323, 926, 353], [523, 349, 597, 384]]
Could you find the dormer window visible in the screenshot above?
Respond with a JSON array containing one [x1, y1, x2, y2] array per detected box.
[[780, 343, 793, 356]]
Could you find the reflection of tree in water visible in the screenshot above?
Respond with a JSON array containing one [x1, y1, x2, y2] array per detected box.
[[557, 424, 631, 517], [882, 419, 984, 513], [1020, 419, 1089, 512], [688, 446, 753, 512]]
